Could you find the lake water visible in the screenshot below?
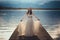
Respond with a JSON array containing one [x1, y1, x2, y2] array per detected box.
[[0, 10, 60, 40]]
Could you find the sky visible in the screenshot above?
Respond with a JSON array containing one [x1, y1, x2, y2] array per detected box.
[[0, 0, 60, 8]]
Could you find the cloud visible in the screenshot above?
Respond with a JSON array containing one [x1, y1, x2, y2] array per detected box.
[[37, 0, 51, 5], [0, 0, 60, 6], [0, 0, 53, 3], [0, 0, 36, 2], [37, 0, 60, 5]]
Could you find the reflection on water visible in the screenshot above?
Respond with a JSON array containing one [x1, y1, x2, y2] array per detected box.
[[0, 26, 60, 40], [0, 27, 16, 40], [0, 10, 60, 40]]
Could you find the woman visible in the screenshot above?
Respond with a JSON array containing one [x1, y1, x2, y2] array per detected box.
[[18, 8, 40, 40]]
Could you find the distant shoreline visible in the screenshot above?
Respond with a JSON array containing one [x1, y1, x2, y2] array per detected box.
[[0, 8, 60, 10]]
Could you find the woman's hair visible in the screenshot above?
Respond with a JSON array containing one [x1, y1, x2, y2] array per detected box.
[[27, 8, 32, 15]]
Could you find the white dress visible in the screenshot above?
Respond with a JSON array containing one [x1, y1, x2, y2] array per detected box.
[[18, 14, 34, 36]]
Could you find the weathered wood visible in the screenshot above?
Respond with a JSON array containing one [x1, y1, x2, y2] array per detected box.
[[9, 27, 18, 40], [9, 9, 53, 40]]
